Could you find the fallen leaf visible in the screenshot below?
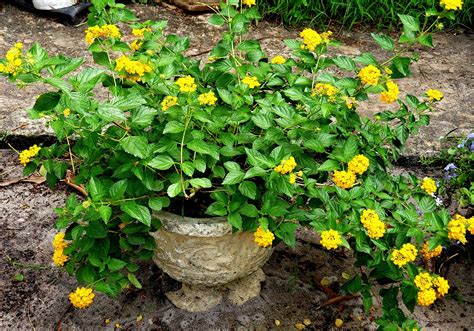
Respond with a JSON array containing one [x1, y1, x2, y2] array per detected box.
[[295, 322, 305, 330], [335, 318, 344, 328], [303, 319, 311, 326], [274, 319, 281, 326]]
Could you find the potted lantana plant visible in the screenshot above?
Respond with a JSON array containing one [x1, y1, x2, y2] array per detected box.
[[1, 0, 472, 327]]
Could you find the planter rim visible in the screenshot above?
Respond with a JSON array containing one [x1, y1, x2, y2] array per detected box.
[[152, 210, 232, 237]]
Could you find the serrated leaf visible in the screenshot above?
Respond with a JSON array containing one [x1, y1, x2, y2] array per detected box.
[[167, 183, 182, 198], [189, 178, 212, 188], [108, 258, 127, 272], [147, 155, 175, 170], [398, 14, 420, 32], [228, 212, 243, 230], [120, 136, 149, 159], [121, 202, 151, 226], [98, 205, 112, 223], [163, 121, 185, 134], [333, 56, 356, 71], [109, 180, 127, 199], [239, 181, 257, 199], [318, 159, 340, 171], [371, 33, 394, 51], [223, 170, 246, 185], [128, 273, 142, 289]]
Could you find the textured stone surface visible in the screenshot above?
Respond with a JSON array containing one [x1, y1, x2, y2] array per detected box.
[[152, 211, 272, 311], [154, 211, 231, 237]]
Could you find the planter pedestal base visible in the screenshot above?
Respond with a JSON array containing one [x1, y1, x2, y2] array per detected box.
[[165, 269, 266, 311]]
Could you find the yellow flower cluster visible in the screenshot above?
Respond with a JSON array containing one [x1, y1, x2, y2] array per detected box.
[[242, 0, 256, 7], [360, 209, 386, 239], [417, 288, 437, 306], [85, 24, 121, 45], [132, 27, 151, 38], [0, 42, 23, 76], [320, 229, 342, 250], [348, 155, 369, 175], [415, 272, 449, 306], [52, 233, 69, 267], [115, 55, 152, 82], [426, 89, 444, 102], [242, 76, 260, 89], [380, 80, 400, 104], [414, 272, 433, 291], [161, 96, 178, 111], [344, 97, 356, 109], [130, 40, 143, 51], [391, 243, 418, 267], [358, 65, 382, 86], [312, 83, 338, 100], [69, 287, 95, 309], [332, 170, 356, 189], [254, 226, 275, 247], [440, 0, 463, 10], [274, 156, 297, 175], [271, 55, 286, 64], [332, 155, 370, 189], [300, 29, 331, 51], [421, 242, 442, 260], [420, 177, 437, 195], [176, 75, 197, 93], [198, 91, 218, 106], [447, 214, 468, 244], [63, 108, 71, 117], [18, 144, 41, 166]]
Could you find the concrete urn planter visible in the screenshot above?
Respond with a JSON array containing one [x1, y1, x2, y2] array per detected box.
[[151, 211, 272, 312]]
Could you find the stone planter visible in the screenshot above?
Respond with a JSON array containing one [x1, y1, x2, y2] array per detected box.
[[151, 211, 272, 312], [166, 0, 219, 12]]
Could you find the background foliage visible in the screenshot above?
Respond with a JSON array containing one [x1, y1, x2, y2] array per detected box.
[[256, 0, 473, 30]]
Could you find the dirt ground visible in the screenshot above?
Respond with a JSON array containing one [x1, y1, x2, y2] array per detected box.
[[0, 2, 473, 330]]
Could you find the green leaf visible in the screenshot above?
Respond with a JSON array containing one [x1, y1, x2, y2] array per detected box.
[[333, 56, 356, 71], [318, 159, 340, 171], [417, 34, 433, 47], [120, 136, 149, 159], [108, 258, 127, 272], [97, 104, 126, 122], [87, 177, 105, 201], [148, 197, 163, 211], [239, 203, 259, 217], [418, 197, 436, 213], [252, 113, 273, 129], [398, 14, 420, 32], [147, 155, 175, 170], [239, 181, 257, 199], [275, 222, 298, 247], [109, 180, 127, 200], [355, 53, 378, 66], [228, 212, 243, 230], [189, 178, 212, 188], [342, 137, 358, 161], [187, 139, 219, 160], [131, 107, 157, 127], [206, 201, 227, 216], [245, 148, 274, 168], [98, 205, 112, 223], [401, 282, 417, 312], [167, 183, 182, 198], [51, 57, 84, 77], [33, 92, 61, 112], [163, 121, 185, 134], [127, 273, 142, 289], [244, 167, 266, 179], [86, 221, 108, 238], [217, 88, 233, 105], [208, 14, 225, 26], [223, 170, 246, 185], [371, 33, 394, 51], [77, 265, 96, 284], [121, 202, 151, 226]]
